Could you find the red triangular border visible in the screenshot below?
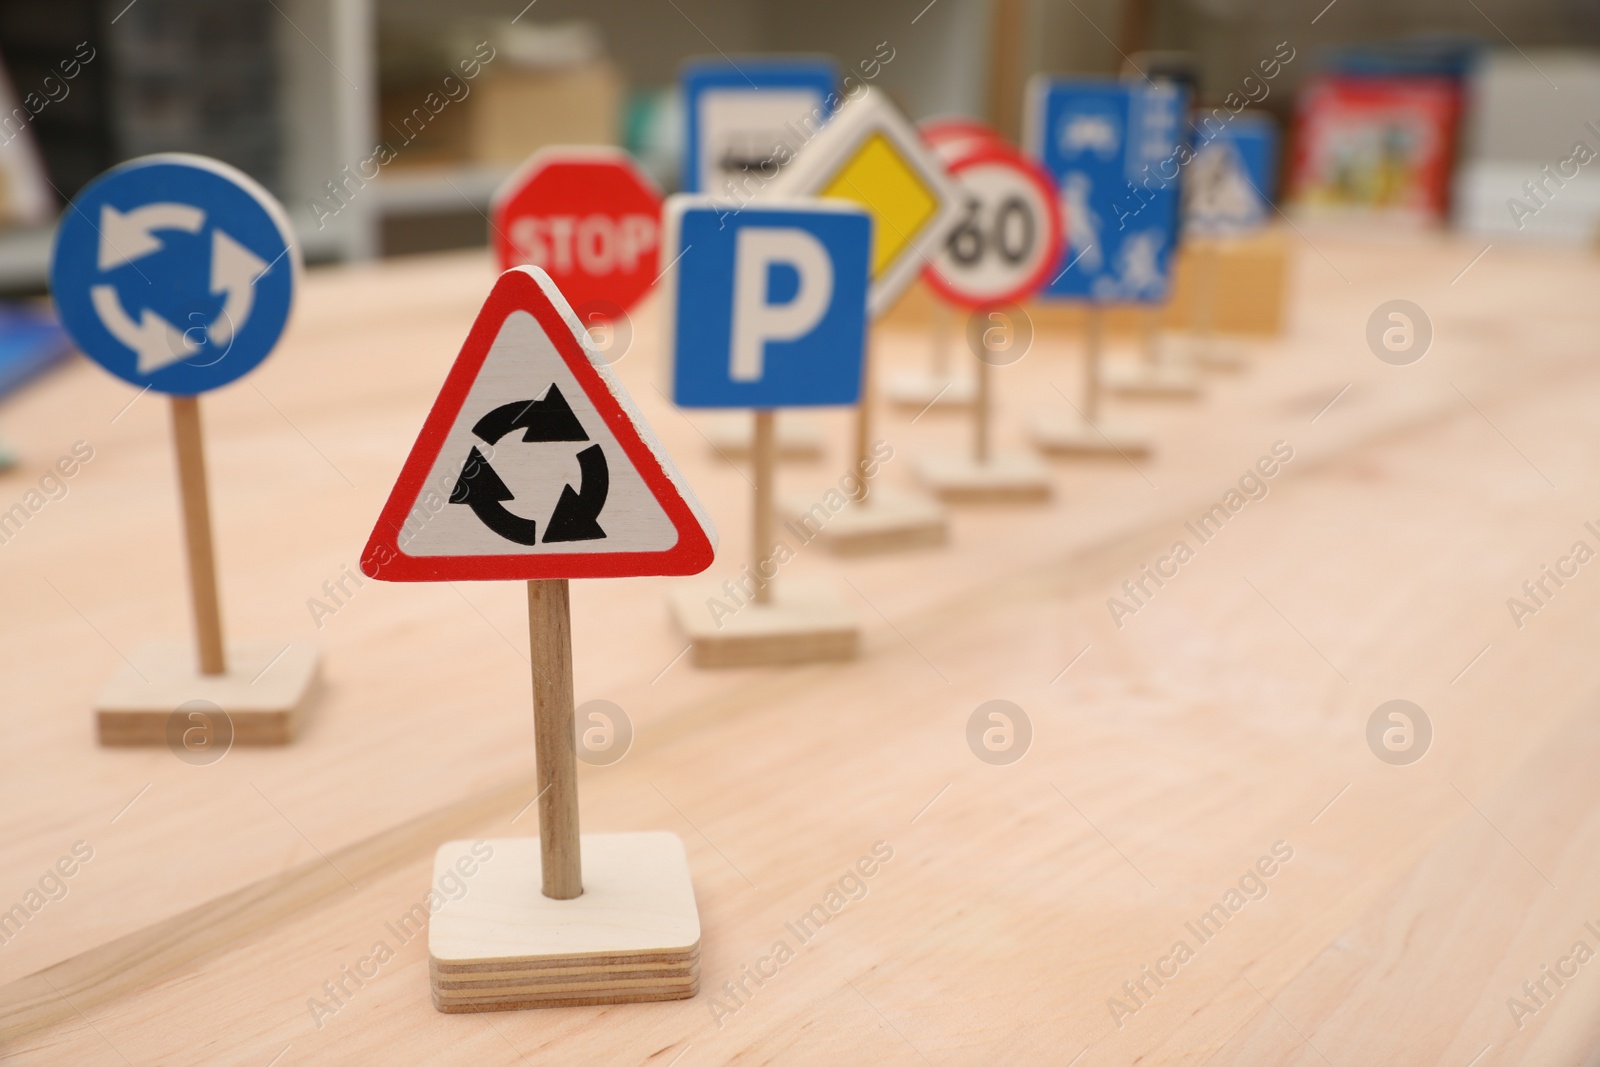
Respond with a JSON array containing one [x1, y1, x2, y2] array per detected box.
[[360, 267, 717, 582]]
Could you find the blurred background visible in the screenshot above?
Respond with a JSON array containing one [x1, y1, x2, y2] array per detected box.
[[0, 0, 1597, 286]]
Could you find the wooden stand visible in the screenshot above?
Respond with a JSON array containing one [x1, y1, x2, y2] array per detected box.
[[700, 411, 825, 461], [1104, 307, 1202, 399], [671, 411, 859, 665], [1029, 307, 1152, 457], [885, 304, 976, 410], [429, 579, 700, 1010], [915, 338, 1051, 503], [95, 396, 318, 745]]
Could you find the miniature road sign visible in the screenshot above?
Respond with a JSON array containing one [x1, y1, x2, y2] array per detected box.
[[50, 153, 316, 745], [769, 87, 961, 316], [1024, 79, 1189, 458], [661, 196, 868, 665], [363, 265, 716, 1012], [767, 86, 959, 549], [884, 115, 1004, 412], [1182, 113, 1281, 371], [490, 147, 663, 320], [680, 55, 838, 195], [1025, 77, 1187, 304], [361, 269, 716, 583], [916, 143, 1060, 503], [924, 145, 1063, 309], [663, 199, 870, 409], [52, 153, 298, 394]]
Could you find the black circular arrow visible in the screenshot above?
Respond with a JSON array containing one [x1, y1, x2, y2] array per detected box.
[[542, 444, 607, 543], [450, 384, 610, 546]]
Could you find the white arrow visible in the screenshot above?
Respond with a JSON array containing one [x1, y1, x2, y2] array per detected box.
[[206, 230, 268, 348], [98, 203, 205, 271], [90, 284, 198, 374]]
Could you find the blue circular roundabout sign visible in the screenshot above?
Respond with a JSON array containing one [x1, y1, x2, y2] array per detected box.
[[50, 153, 299, 396]]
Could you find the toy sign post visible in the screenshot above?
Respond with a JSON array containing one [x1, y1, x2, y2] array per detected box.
[[915, 141, 1062, 502], [50, 153, 317, 745], [661, 197, 870, 666], [491, 146, 663, 355], [1025, 78, 1189, 456], [767, 87, 962, 552], [681, 56, 841, 464], [883, 116, 1007, 413], [1183, 112, 1279, 370], [361, 266, 716, 1011]]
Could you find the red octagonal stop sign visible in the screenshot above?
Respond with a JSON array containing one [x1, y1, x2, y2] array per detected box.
[[490, 147, 664, 314]]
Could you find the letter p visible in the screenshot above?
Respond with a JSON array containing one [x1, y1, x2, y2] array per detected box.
[[729, 228, 832, 382]]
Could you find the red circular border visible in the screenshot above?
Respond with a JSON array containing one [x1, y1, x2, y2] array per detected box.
[[922, 142, 1065, 308]]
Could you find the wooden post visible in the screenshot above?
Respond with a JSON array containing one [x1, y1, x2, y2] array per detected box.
[[974, 349, 992, 465], [1083, 306, 1104, 424], [852, 333, 873, 505], [170, 396, 226, 676], [752, 410, 775, 605], [1195, 237, 1219, 359], [931, 301, 952, 378], [527, 579, 582, 900]]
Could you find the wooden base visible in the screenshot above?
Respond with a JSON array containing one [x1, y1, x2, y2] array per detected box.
[[913, 451, 1053, 503], [95, 639, 319, 746], [428, 833, 700, 1013], [1103, 358, 1202, 399], [700, 412, 825, 461], [779, 486, 948, 555], [669, 576, 858, 667], [882, 369, 976, 410], [1028, 411, 1152, 458]]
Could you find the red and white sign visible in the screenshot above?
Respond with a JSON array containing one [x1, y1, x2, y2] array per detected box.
[[490, 147, 664, 315], [923, 143, 1063, 308], [361, 266, 716, 582], [918, 116, 1003, 165]]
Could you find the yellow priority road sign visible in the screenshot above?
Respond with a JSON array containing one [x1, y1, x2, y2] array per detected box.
[[770, 88, 960, 318]]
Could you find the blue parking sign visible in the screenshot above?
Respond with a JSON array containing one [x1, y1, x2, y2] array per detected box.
[[662, 197, 870, 409], [1025, 78, 1189, 304], [681, 56, 839, 195], [50, 153, 298, 395]]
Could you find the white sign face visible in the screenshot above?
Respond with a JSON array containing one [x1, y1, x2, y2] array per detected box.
[[697, 88, 827, 196], [403, 309, 679, 559], [925, 151, 1062, 307]]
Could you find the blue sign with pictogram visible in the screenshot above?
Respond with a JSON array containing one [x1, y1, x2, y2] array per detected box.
[[1025, 78, 1189, 304], [50, 153, 299, 395], [661, 197, 871, 409], [680, 56, 839, 195]]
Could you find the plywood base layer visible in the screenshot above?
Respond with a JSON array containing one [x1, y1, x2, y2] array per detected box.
[[1029, 412, 1152, 458], [914, 452, 1053, 503], [700, 412, 825, 460], [95, 639, 319, 746], [779, 486, 948, 555], [428, 833, 700, 1012], [670, 576, 859, 667]]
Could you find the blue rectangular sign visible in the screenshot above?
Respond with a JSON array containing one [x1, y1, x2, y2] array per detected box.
[[1026, 77, 1189, 304], [680, 57, 839, 195], [662, 198, 871, 409], [1184, 112, 1279, 235]]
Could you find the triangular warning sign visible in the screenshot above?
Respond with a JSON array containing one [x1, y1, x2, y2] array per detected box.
[[361, 267, 717, 582]]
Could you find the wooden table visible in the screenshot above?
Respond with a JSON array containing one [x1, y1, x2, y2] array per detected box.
[[4, 231, 1599, 1065]]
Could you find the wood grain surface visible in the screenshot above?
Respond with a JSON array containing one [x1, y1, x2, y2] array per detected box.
[[3, 229, 1599, 1065]]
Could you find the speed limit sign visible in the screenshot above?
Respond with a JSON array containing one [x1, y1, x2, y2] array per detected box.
[[923, 144, 1063, 308]]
